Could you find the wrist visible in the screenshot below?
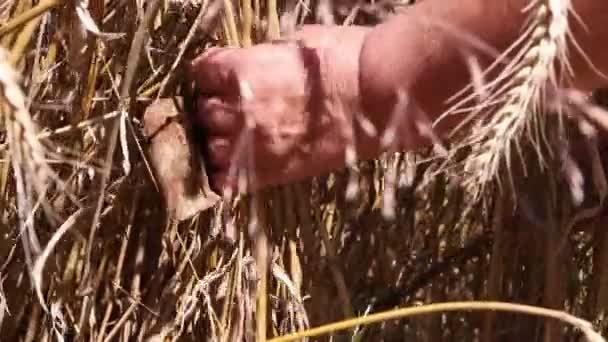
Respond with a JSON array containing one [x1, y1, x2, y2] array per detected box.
[[358, 0, 531, 152], [294, 25, 380, 163]]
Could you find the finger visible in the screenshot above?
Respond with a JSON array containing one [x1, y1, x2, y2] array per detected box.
[[211, 170, 265, 197], [196, 97, 244, 135], [209, 154, 273, 195], [190, 47, 238, 95], [208, 170, 226, 195], [206, 136, 233, 170], [208, 171, 238, 198]]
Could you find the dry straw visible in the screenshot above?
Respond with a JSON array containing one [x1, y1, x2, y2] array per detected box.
[[1, 0, 608, 340], [0, 47, 60, 311]]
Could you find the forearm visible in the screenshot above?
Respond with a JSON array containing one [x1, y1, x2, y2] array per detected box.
[[359, 0, 608, 151]]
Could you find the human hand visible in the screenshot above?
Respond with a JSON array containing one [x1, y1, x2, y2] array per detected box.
[[190, 25, 373, 194]]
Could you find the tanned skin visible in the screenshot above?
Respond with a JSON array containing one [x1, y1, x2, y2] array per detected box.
[[190, 0, 608, 194]]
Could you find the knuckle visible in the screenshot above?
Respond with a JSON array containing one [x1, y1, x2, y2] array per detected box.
[[196, 97, 243, 134], [192, 47, 233, 68]]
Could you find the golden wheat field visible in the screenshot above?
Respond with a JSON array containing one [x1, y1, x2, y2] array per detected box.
[[2, 0, 608, 341]]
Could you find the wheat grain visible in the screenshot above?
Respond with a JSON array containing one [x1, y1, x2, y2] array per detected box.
[[441, 0, 574, 201]]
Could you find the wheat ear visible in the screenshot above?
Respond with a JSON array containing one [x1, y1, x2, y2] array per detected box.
[[0, 48, 73, 312], [442, 0, 573, 198]]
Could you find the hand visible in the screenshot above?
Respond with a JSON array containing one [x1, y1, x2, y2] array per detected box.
[[190, 25, 372, 194]]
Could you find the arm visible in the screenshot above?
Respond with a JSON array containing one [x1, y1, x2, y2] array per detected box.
[[359, 0, 608, 154], [190, 0, 608, 193]]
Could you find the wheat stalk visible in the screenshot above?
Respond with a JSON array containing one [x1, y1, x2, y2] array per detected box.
[[441, 0, 573, 200], [269, 301, 605, 342], [0, 47, 58, 310]]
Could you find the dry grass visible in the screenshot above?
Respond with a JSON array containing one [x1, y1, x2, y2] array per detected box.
[[1, 0, 608, 341]]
